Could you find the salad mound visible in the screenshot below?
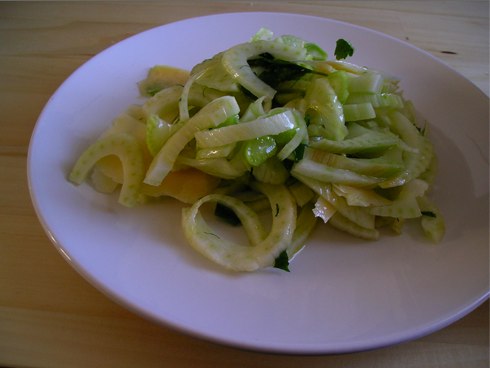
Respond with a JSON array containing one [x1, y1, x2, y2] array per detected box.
[[69, 29, 445, 272]]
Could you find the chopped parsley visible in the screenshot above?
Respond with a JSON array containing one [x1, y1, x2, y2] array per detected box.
[[274, 250, 290, 272], [249, 53, 310, 89], [334, 39, 355, 60], [293, 143, 306, 161]]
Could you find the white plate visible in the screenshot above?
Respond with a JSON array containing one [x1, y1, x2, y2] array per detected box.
[[28, 12, 489, 354]]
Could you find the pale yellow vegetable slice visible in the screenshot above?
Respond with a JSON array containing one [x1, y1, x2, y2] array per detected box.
[[144, 96, 240, 186], [181, 183, 296, 271], [222, 40, 307, 101], [141, 168, 220, 204], [69, 133, 145, 207]]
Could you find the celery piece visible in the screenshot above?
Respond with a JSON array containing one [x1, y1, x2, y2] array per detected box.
[[348, 72, 384, 94], [327, 70, 349, 104], [244, 136, 277, 166], [346, 93, 404, 109], [343, 103, 376, 122]]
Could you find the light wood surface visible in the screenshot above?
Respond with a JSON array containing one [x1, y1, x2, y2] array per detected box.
[[1, 1, 488, 367]]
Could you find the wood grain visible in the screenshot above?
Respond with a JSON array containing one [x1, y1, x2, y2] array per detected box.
[[0, 2, 488, 367]]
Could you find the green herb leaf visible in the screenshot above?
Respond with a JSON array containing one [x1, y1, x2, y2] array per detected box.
[[274, 250, 290, 272], [334, 39, 355, 60], [249, 54, 310, 89], [293, 143, 306, 161]]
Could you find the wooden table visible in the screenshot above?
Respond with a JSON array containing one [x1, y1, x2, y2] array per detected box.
[[1, 2, 488, 367]]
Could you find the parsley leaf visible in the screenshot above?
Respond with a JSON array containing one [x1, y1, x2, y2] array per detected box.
[[274, 250, 290, 272], [293, 143, 306, 161], [249, 53, 309, 89], [334, 39, 355, 60]]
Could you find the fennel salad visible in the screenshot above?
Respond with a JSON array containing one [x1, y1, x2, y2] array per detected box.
[[69, 29, 445, 272]]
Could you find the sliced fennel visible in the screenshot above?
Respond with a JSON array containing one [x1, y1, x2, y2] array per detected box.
[[69, 133, 145, 207], [69, 28, 445, 273], [144, 96, 240, 185], [182, 183, 296, 271], [194, 109, 296, 148]]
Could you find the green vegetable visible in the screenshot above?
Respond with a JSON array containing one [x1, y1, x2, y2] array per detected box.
[[274, 250, 290, 272], [69, 133, 145, 207], [334, 39, 355, 60], [328, 70, 349, 104], [194, 109, 296, 148], [304, 77, 348, 140], [244, 136, 277, 166], [181, 183, 296, 272], [145, 96, 240, 185], [70, 29, 445, 273]]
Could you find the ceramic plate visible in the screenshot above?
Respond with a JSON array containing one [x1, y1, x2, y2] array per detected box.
[[27, 12, 489, 354]]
